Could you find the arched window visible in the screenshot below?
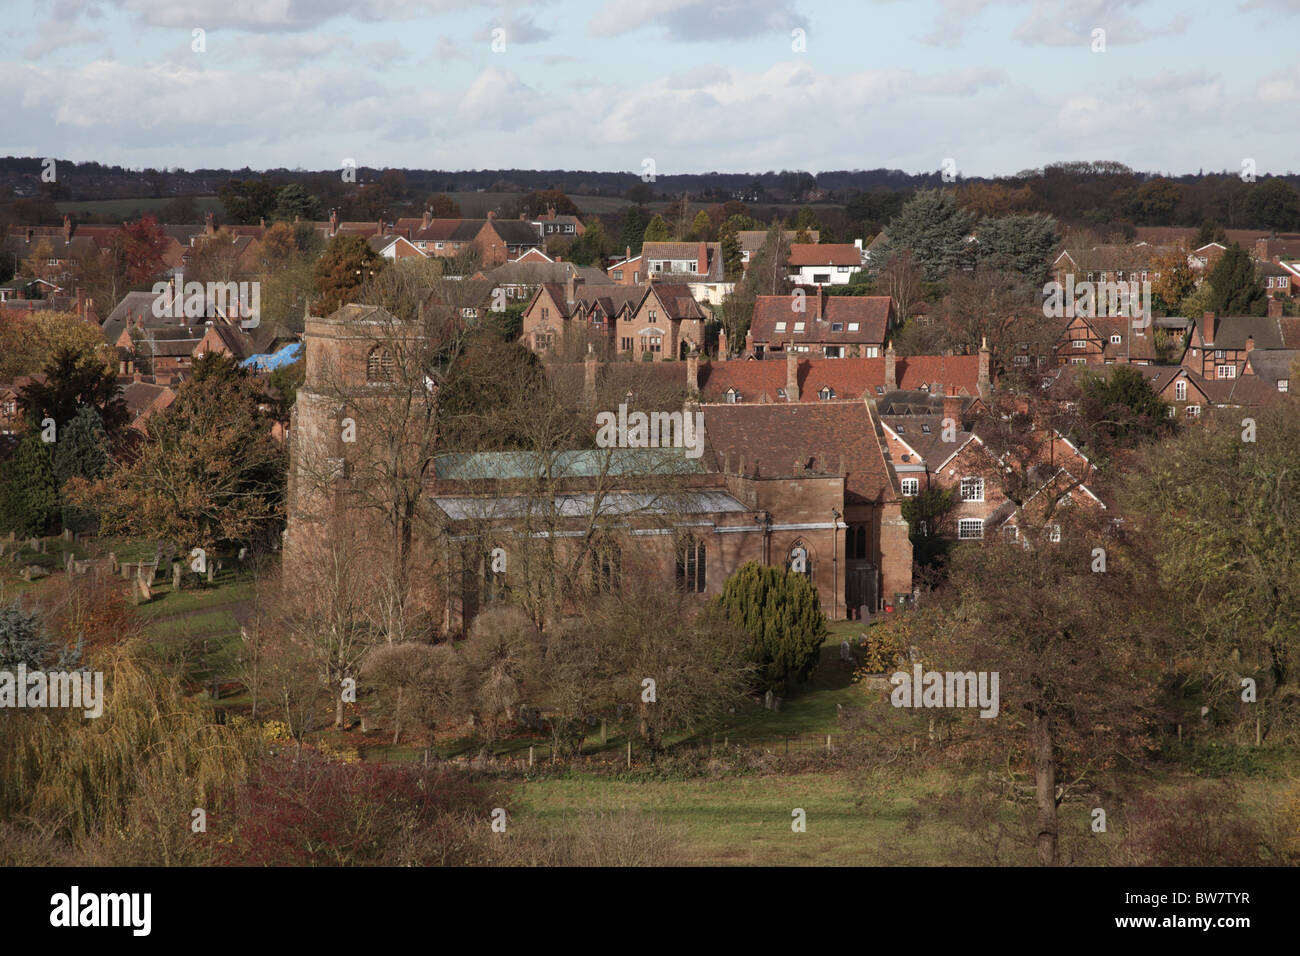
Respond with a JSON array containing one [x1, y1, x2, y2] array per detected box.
[[787, 540, 812, 578], [483, 545, 507, 604], [847, 524, 868, 560], [676, 534, 706, 593], [367, 346, 394, 382]]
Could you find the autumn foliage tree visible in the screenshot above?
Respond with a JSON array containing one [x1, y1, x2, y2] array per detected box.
[[69, 353, 285, 558]]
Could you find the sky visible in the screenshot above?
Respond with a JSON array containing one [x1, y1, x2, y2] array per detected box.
[[3, 0, 1299, 178]]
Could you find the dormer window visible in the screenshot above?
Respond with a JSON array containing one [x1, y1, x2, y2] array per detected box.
[[775, 321, 787, 332], [1280, 379, 1290, 393], [920, 424, 931, 434], [1110, 334, 1122, 344], [725, 388, 741, 403], [819, 386, 834, 400], [793, 322, 805, 333]]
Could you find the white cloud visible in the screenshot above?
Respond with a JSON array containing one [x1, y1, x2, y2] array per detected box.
[[590, 0, 807, 41]]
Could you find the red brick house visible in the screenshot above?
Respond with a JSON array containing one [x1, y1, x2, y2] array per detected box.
[[746, 288, 893, 358]]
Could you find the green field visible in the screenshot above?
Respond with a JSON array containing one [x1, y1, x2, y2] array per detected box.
[[55, 196, 224, 218]]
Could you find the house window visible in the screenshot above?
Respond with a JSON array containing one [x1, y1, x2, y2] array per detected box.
[[1070, 358, 1086, 365], [1186, 405, 1201, 418], [1014, 355, 1029, 365], [813, 273, 830, 284], [725, 388, 740, 403], [649, 310, 657, 323], [1110, 334, 1122, 344], [621, 337, 633, 351], [1217, 365, 1236, 379], [366, 347, 394, 382], [775, 321, 787, 332], [1175, 380, 1187, 401], [591, 540, 621, 593], [824, 346, 843, 358], [1003, 526, 1019, 543], [1280, 379, 1290, 393], [960, 477, 984, 502], [901, 477, 919, 496], [613, 270, 623, 280], [1214, 350, 1224, 359], [958, 519, 984, 540], [848, 322, 860, 332], [864, 346, 879, 358], [793, 321, 805, 332], [838, 266, 851, 273], [1048, 524, 1061, 543], [831, 323, 843, 332], [541, 307, 549, 320], [819, 386, 835, 400], [920, 424, 931, 434], [675, 535, 706, 593], [776, 388, 786, 399], [1072, 340, 1087, 350], [646, 338, 662, 354]]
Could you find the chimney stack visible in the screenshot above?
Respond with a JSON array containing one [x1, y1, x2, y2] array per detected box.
[[943, 386, 961, 427], [565, 273, 576, 305], [63, 214, 72, 242], [884, 342, 897, 391], [329, 209, 338, 235], [205, 212, 215, 235], [686, 346, 699, 393], [1202, 312, 1217, 347], [259, 217, 265, 229], [697, 241, 707, 277], [422, 209, 431, 230], [785, 348, 799, 402], [1268, 297, 1283, 318], [119, 360, 127, 376], [978, 336, 991, 398], [487, 210, 496, 221]]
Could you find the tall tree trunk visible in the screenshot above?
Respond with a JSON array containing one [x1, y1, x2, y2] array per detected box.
[[1033, 710, 1058, 866]]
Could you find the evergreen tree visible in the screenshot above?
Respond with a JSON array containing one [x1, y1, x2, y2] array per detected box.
[[19, 348, 128, 438], [974, 213, 1060, 283], [687, 210, 713, 242], [642, 214, 672, 243], [1206, 244, 1265, 316], [618, 206, 649, 257], [710, 561, 827, 694], [52, 405, 111, 533], [0, 434, 58, 537], [878, 189, 974, 282]]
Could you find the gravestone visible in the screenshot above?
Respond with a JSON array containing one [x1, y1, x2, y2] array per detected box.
[[764, 689, 775, 711], [840, 640, 851, 662], [172, 561, 183, 590]]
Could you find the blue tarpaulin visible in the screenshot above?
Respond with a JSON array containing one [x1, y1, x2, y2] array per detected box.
[[240, 342, 302, 372]]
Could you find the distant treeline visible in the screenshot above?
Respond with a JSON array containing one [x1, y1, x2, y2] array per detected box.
[[4, 157, 1300, 236]]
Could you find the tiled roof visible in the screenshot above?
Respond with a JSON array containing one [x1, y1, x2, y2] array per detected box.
[[788, 243, 861, 267], [701, 401, 897, 505], [749, 294, 891, 344]]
